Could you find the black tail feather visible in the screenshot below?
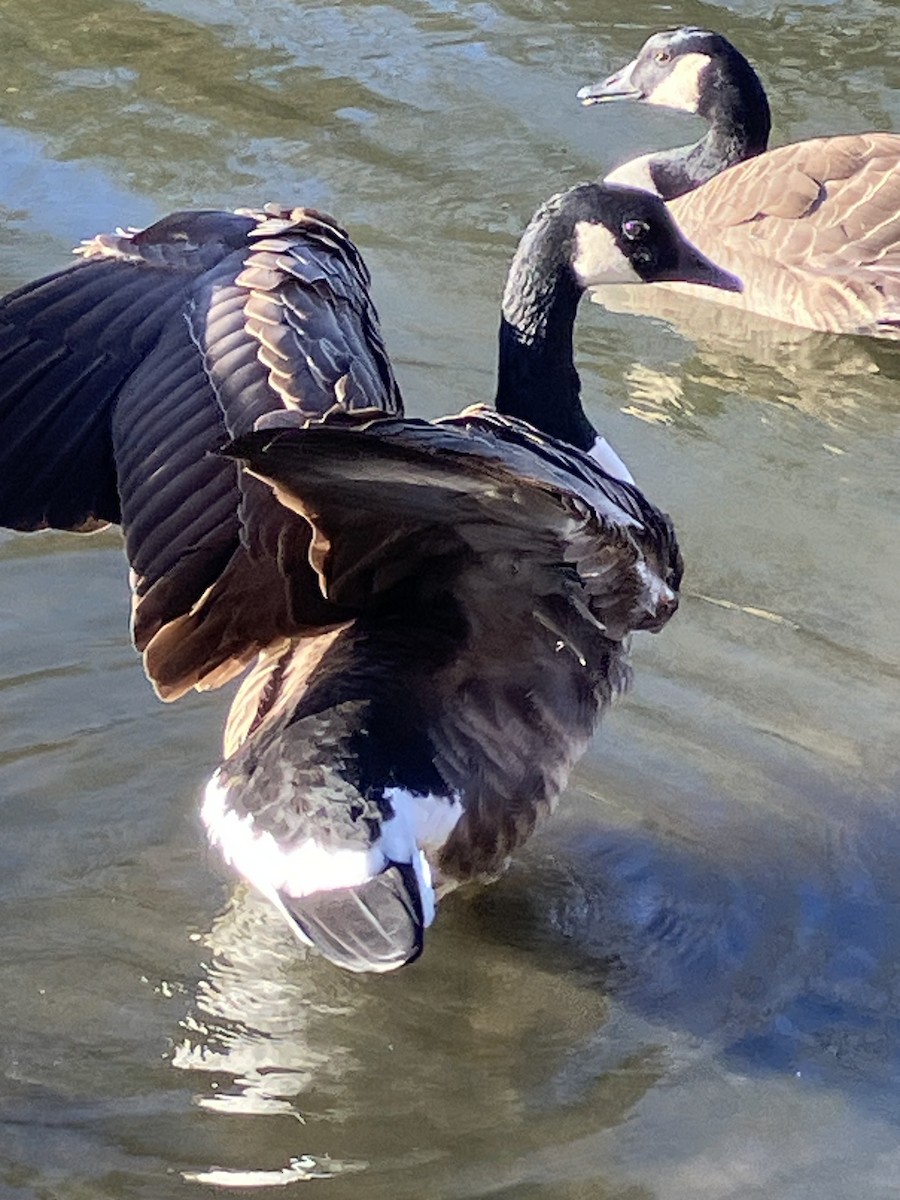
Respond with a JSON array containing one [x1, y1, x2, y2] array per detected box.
[[282, 861, 425, 973]]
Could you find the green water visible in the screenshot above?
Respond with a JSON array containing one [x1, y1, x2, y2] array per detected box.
[[0, 0, 898, 1195]]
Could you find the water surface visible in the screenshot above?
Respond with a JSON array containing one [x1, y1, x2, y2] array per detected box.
[[0, 0, 898, 1195]]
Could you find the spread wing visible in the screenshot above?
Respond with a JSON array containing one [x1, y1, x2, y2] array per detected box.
[[223, 404, 680, 640], [0, 205, 402, 697], [668, 133, 900, 336]]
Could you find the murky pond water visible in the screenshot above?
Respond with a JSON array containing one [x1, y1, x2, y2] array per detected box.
[[0, 0, 898, 1195]]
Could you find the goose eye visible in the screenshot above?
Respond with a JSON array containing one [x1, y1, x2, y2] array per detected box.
[[655, 49, 671, 63], [622, 219, 650, 242]]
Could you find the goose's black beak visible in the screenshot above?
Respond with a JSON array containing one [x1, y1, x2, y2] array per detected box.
[[665, 242, 743, 293], [578, 61, 643, 105]]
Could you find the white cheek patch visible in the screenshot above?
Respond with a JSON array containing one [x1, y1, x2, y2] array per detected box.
[[645, 53, 710, 113], [572, 221, 642, 288]]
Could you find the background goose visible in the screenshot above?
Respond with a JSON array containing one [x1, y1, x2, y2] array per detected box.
[[578, 27, 900, 338], [203, 406, 682, 971], [0, 184, 737, 703]]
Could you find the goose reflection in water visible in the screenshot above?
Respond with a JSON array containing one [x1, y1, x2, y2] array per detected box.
[[588, 284, 900, 434], [171, 786, 900, 1194]]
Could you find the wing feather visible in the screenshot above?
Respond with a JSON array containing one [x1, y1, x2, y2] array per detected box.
[[222, 406, 679, 629], [0, 204, 403, 695]]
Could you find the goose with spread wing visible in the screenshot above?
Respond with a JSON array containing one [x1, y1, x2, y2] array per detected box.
[[578, 28, 900, 337], [0, 182, 739, 970], [0, 183, 736, 701]]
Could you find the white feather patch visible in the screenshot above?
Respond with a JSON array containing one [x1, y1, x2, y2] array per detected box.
[[201, 774, 463, 930], [381, 787, 464, 927], [201, 773, 382, 899], [589, 435, 636, 485], [571, 222, 643, 288]]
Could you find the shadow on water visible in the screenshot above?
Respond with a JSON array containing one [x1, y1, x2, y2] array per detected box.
[[473, 817, 900, 1089]]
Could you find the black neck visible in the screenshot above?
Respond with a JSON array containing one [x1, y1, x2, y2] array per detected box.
[[650, 53, 771, 200], [700, 48, 771, 154], [494, 243, 596, 452]]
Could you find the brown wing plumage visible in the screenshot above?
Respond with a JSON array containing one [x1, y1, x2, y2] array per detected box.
[[223, 405, 679, 626], [664, 133, 900, 336], [0, 204, 402, 698], [219, 406, 680, 753]]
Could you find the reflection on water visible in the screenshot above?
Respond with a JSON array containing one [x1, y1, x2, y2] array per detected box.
[[171, 881, 626, 1192], [1, 0, 899, 1195], [174, 892, 349, 1119], [170, 791, 900, 1194], [591, 285, 900, 433]]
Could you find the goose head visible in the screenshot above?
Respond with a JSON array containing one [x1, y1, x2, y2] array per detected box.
[[577, 28, 759, 118], [563, 182, 743, 290], [496, 181, 741, 459], [501, 181, 742, 342], [577, 29, 771, 197]]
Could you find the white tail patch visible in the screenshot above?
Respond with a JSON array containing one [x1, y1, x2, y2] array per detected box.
[[201, 774, 463, 931], [201, 773, 381, 901], [380, 787, 464, 926]]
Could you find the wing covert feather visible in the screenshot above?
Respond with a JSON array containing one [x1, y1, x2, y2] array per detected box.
[[667, 133, 900, 334], [0, 204, 403, 696]]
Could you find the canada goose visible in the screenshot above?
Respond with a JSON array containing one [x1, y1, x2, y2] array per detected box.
[[0, 184, 738, 705], [578, 28, 900, 338], [0, 183, 739, 970], [203, 404, 683, 971]]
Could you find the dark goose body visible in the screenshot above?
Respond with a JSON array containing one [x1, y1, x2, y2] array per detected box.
[[0, 183, 738, 970], [203, 407, 681, 971], [579, 28, 900, 338]]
